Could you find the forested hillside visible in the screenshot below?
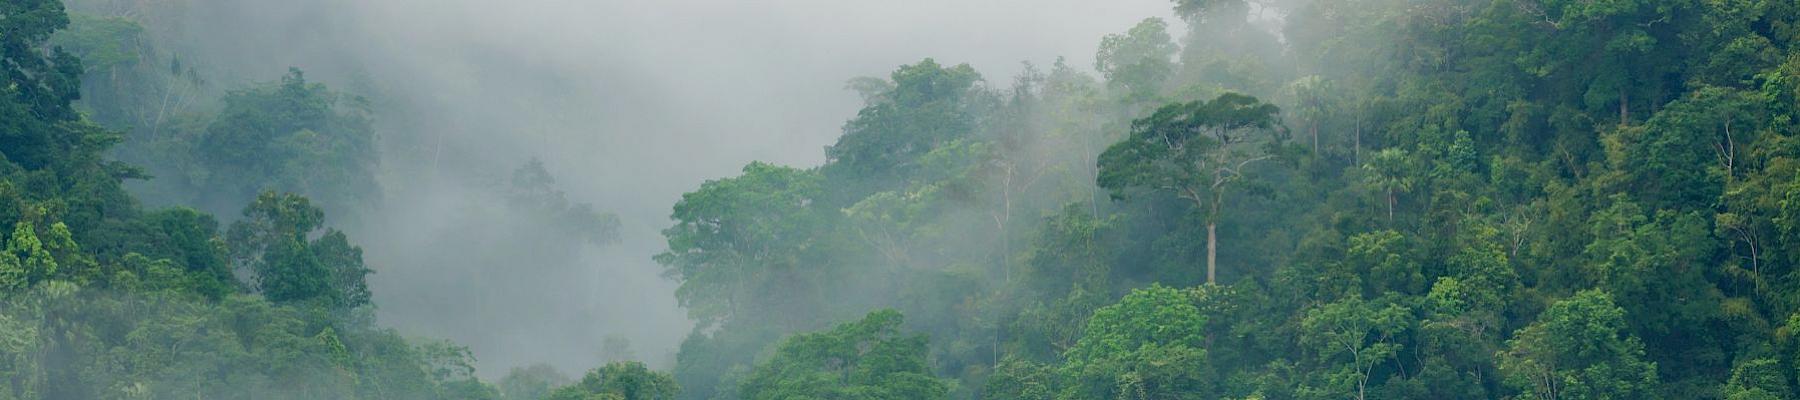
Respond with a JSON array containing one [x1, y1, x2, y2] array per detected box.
[[0, 0, 638, 398], [6, 0, 1800, 399], [655, 0, 1800, 399]]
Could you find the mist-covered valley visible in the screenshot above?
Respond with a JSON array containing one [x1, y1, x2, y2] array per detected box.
[[6, 0, 1800, 399], [58, 0, 1176, 377]]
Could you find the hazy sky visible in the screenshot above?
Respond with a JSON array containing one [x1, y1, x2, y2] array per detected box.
[[138, 0, 1182, 376]]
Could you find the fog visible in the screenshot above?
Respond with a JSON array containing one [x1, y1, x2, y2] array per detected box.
[[81, 0, 1179, 377]]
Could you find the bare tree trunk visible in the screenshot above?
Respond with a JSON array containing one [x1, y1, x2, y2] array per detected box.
[[1619, 88, 1629, 126], [1354, 112, 1363, 165], [993, 167, 1013, 366], [1084, 127, 1100, 218], [151, 79, 175, 137], [1723, 119, 1735, 175], [1207, 222, 1217, 285], [1387, 187, 1395, 223], [1207, 196, 1220, 285], [1311, 120, 1319, 155]]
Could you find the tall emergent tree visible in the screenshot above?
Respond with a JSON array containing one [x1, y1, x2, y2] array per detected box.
[[1097, 93, 1282, 283]]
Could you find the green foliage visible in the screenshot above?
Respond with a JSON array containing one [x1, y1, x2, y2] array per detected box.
[[0, 0, 82, 136], [23, 0, 1800, 398], [1344, 230, 1422, 296], [1059, 284, 1212, 400], [0, 222, 59, 291], [1097, 93, 1282, 204], [547, 361, 679, 400], [983, 358, 1057, 400], [656, 162, 827, 328], [501, 363, 572, 400], [1361, 148, 1414, 222], [0, 1, 509, 398], [184, 68, 377, 215], [826, 59, 984, 189], [647, 2, 1800, 396], [1499, 290, 1659, 400], [1097, 92, 1284, 283], [226, 191, 371, 310], [1096, 18, 1178, 103], [739, 310, 947, 400], [1, 285, 501, 399], [1296, 296, 1412, 400], [1722, 358, 1791, 400]]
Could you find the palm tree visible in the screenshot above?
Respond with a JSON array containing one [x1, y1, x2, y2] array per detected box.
[[1362, 148, 1413, 223]]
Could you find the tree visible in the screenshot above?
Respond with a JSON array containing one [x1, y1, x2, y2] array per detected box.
[[655, 162, 826, 328], [1579, 196, 1725, 378], [657, 163, 838, 400], [416, 340, 502, 399], [1360, 148, 1413, 223], [1096, 18, 1178, 105], [508, 159, 621, 246], [1297, 296, 1411, 400], [499, 363, 572, 400], [1498, 290, 1659, 400], [825, 59, 984, 190], [1098, 93, 1283, 283], [0, 310, 37, 399], [1507, 0, 1689, 126], [0, 223, 58, 292], [1172, 0, 1250, 26], [1343, 230, 1423, 296], [226, 191, 370, 310], [1284, 75, 1338, 154], [1059, 285, 1213, 400], [547, 361, 679, 400], [738, 310, 947, 400], [0, 0, 83, 157], [1721, 358, 1789, 400], [1599, 87, 1753, 211], [984, 357, 1058, 400], [190, 68, 378, 216]]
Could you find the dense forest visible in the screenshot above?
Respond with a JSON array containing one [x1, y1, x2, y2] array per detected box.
[[6, 0, 1800, 399]]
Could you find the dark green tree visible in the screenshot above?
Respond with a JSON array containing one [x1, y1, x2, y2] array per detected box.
[[226, 191, 370, 310], [1097, 93, 1283, 283], [1296, 296, 1411, 400], [191, 68, 377, 216], [1498, 290, 1659, 400], [656, 162, 827, 328], [1058, 285, 1213, 400], [825, 59, 984, 191]]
